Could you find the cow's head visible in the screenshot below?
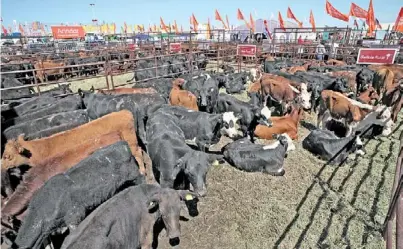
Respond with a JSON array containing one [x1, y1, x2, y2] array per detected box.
[[147, 188, 198, 243], [221, 112, 243, 139], [1, 135, 31, 170], [175, 152, 219, 197]]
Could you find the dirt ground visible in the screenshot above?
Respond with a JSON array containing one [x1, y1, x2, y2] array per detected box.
[[25, 64, 403, 249]]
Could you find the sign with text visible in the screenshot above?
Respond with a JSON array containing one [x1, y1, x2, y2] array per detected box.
[[237, 44, 257, 57], [51, 26, 85, 39], [169, 43, 181, 53], [356, 48, 398, 65]]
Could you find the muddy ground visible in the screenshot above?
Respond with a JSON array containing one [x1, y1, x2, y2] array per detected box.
[[31, 64, 403, 249]]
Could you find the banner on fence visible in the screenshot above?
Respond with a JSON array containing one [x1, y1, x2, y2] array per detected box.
[[356, 48, 398, 64], [51, 26, 85, 39], [237, 44, 257, 57], [169, 43, 181, 53]]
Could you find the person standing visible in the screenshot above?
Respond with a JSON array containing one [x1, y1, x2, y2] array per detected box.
[[316, 41, 326, 61]]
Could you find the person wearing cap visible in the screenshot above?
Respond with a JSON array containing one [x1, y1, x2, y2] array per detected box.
[[316, 40, 326, 61]]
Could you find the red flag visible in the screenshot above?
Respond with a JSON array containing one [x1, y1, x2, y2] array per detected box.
[[325, 0, 349, 22], [278, 12, 286, 31], [215, 9, 228, 29], [2, 25, 8, 35], [309, 10, 316, 32], [349, 3, 368, 19], [376, 19, 382, 29], [250, 13, 255, 32], [366, 0, 375, 33], [226, 15, 230, 30], [237, 8, 245, 20], [393, 7, 403, 32], [263, 20, 272, 39], [215, 9, 223, 22], [287, 7, 302, 27]]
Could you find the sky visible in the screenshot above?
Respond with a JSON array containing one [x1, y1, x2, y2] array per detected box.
[[1, 0, 401, 30]]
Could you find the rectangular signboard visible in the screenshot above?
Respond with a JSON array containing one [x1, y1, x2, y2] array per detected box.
[[51, 26, 85, 39], [237, 44, 257, 57], [356, 48, 398, 65], [169, 43, 181, 53]]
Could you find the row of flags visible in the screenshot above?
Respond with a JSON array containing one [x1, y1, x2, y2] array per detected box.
[[2, 2, 402, 37]]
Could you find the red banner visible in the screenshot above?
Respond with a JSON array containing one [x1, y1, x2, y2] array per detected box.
[[357, 48, 398, 65], [349, 3, 368, 19], [325, 0, 349, 22], [393, 7, 403, 32], [170, 43, 181, 53], [237, 44, 256, 57], [51, 26, 85, 39]]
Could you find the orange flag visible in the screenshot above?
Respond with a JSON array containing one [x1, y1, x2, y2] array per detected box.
[[160, 17, 169, 33], [215, 9, 228, 29], [18, 24, 25, 35], [226, 15, 230, 30], [278, 12, 286, 31], [174, 20, 179, 34], [349, 2, 368, 19], [325, 0, 349, 22], [237, 8, 245, 20], [250, 13, 255, 32], [287, 7, 302, 28], [309, 10, 316, 32], [393, 7, 403, 32], [207, 18, 211, 39], [192, 13, 199, 32], [366, 0, 375, 33]]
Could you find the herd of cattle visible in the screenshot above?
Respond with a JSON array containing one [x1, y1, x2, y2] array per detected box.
[[0, 53, 402, 248]]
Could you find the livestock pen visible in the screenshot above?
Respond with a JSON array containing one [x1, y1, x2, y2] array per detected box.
[[1, 30, 402, 249]]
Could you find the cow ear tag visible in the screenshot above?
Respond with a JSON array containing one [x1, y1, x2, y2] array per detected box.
[[185, 194, 193, 201]]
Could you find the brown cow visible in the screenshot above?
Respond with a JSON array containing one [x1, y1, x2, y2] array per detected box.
[[34, 60, 65, 83], [1, 132, 123, 228], [97, 87, 157, 95], [254, 106, 304, 140], [169, 78, 199, 111], [1, 110, 145, 175], [317, 90, 382, 136]]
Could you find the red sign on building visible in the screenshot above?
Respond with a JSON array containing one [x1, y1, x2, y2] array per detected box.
[[51, 26, 85, 39], [237, 45, 257, 57], [356, 48, 398, 65], [169, 43, 181, 53]]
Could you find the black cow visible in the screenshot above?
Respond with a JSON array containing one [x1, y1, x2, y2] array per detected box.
[[3, 110, 88, 140], [132, 78, 174, 100], [215, 93, 272, 139], [222, 134, 294, 175], [79, 91, 166, 146], [356, 67, 375, 94], [146, 111, 220, 196], [60, 184, 197, 249], [1, 78, 33, 101], [13, 141, 145, 249], [302, 129, 365, 165], [156, 105, 237, 150], [2, 95, 83, 129], [182, 73, 219, 113]]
